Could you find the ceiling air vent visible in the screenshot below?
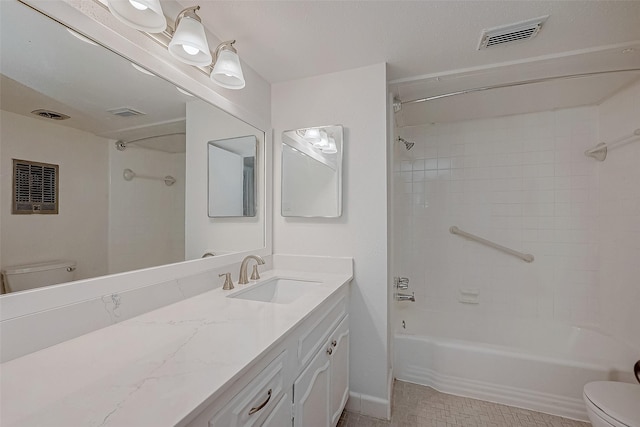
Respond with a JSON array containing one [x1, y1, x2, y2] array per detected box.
[[478, 15, 549, 50], [107, 107, 145, 118], [31, 109, 70, 120]]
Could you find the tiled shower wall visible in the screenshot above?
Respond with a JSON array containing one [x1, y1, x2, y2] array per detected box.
[[393, 106, 601, 327], [597, 80, 640, 350]]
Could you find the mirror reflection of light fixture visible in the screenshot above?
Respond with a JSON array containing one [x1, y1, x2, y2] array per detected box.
[[322, 137, 338, 154], [211, 41, 246, 89], [303, 128, 321, 143], [168, 6, 212, 67], [313, 130, 329, 148], [107, 0, 167, 33]]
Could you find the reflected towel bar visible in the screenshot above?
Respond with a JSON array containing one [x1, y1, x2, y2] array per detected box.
[[449, 226, 534, 263], [585, 128, 640, 161], [122, 168, 176, 186]]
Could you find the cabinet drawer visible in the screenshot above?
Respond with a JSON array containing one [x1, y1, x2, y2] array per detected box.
[[209, 351, 287, 427], [297, 296, 347, 368]]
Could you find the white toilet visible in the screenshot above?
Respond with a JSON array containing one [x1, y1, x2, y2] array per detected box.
[[1, 260, 76, 293], [583, 381, 640, 427]]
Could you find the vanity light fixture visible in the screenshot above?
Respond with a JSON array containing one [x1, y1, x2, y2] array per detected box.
[[322, 137, 338, 154], [303, 128, 321, 143], [312, 130, 329, 148], [107, 0, 167, 33], [107, 3, 246, 90], [210, 40, 245, 89], [168, 6, 212, 67]]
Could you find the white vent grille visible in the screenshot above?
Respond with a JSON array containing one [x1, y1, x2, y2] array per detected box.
[[13, 159, 59, 214], [478, 15, 549, 50], [107, 107, 145, 117]]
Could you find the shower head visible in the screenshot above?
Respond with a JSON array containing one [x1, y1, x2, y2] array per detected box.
[[398, 137, 415, 151]]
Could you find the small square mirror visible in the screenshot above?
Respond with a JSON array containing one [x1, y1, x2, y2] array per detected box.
[[281, 125, 343, 217], [208, 135, 257, 217]]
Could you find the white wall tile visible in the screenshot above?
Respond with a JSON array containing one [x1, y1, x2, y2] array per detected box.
[[393, 106, 601, 330]]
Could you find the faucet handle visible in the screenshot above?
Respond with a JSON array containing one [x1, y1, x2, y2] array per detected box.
[[250, 264, 261, 281], [219, 273, 234, 290]]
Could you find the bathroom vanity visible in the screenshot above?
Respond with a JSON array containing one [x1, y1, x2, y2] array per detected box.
[[0, 265, 352, 427]]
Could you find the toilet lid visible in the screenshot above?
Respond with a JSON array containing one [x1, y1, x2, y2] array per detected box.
[[584, 381, 640, 427]]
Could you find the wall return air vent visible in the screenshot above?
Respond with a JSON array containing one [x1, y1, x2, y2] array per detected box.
[[478, 15, 549, 50], [12, 159, 59, 214]]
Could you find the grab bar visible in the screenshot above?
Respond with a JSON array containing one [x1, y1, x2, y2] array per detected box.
[[584, 127, 640, 161], [449, 226, 534, 263], [122, 168, 176, 186]]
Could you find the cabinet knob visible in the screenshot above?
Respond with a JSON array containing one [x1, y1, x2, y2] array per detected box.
[[327, 347, 333, 355], [331, 340, 337, 347]]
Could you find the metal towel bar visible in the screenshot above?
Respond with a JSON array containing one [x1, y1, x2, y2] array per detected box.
[[449, 226, 534, 263]]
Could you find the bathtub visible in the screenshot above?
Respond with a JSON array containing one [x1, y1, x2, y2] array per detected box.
[[393, 310, 639, 421]]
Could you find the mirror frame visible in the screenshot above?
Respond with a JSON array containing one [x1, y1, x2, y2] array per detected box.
[[0, 0, 272, 314]]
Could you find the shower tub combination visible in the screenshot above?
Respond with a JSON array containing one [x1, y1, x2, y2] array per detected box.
[[394, 310, 639, 421]]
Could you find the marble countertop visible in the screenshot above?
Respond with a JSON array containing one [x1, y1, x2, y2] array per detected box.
[[0, 269, 351, 427]]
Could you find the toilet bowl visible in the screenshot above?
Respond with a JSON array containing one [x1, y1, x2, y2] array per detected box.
[[583, 381, 640, 427]]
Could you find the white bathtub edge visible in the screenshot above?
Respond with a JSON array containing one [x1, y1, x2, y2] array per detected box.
[[395, 363, 589, 422]]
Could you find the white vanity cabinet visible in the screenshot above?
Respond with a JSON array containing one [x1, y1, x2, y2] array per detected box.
[[293, 315, 349, 427], [184, 288, 349, 427]]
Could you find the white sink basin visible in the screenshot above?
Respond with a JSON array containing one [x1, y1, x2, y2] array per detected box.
[[228, 278, 321, 304]]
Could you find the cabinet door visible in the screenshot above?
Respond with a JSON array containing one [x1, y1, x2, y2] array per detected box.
[[293, 342, 331, 427], [329, 315, 349, 427], [261, 393, 290, 427]]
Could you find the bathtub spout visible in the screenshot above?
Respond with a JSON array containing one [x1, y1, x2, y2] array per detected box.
[[395, 292, 415, 302]]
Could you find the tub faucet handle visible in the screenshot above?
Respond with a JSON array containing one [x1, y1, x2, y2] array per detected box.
[[394, 276, 409, 290], [395, 292, 415, 302], [219, 273, 234, 290]]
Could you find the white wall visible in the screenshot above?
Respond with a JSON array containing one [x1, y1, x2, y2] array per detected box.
[[186, 99, 266, 257], [272, 63, 390, 418], [393, 106, 600, 328], [0, 110, 109, 282], [596, 79, 640, 351], [108, 144, 185, 274]]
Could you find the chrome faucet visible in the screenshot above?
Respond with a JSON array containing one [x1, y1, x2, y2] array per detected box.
[[238, 255, 265, 285]]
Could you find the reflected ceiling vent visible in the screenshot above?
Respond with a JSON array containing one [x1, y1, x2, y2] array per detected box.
[[478, 15, 548, 50], [107, 107, 145, 118], [31, 109, 70, 120]]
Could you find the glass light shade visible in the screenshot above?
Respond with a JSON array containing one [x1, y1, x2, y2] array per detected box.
[[303, 128, 321, 143], [313, 130, 329, 148], [322, 139, 338, 154], [107, 0, 167, 33], [211, 48, 245, 89], [168, 16, 212, 66]]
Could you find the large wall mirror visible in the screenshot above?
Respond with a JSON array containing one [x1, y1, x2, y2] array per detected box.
[[0, 1, 266, 293], [281, 125, 343, 217]]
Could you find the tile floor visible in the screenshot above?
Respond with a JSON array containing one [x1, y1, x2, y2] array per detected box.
[[337, 381, 591, 427]]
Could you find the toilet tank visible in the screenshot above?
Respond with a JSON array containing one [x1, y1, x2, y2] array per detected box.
[[1, 260, 76, 293]]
